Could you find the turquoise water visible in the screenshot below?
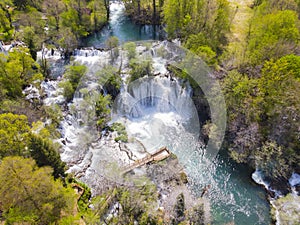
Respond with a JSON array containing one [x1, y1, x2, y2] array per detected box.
[[153, 121, 271, 224], [83, 1, 164, 48]]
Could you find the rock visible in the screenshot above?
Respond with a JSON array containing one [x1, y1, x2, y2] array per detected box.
[[268, 177, 291, 196]]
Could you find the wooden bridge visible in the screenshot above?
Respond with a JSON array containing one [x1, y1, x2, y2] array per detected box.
[[122, 147, 171, 175]]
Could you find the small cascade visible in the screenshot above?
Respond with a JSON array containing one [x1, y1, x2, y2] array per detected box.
[[289, 173, 300, 195]]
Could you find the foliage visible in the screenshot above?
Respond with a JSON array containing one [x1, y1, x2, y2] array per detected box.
[[0, 0, 14, 41], [59, 80, 74, 102], [109, 181, 159, 224], [129, 57, 153, 82], [106, 36, 119, 59], [60, 64, 87, 102], [254, 141, 291, 179], [95, 94, 112, 130], [246, 9, 300, 65], [124, 41, 137, 59], [163, 0, 231, 54], [70, 180, 92, 213], [271, 193, 300, 225], [110, 122, 128, 143], [172, 193, 185, 224], [123, 0, 163, 24], [0, 156, 74, 225], [98, 65, 122, 99], [0, 113, 31, 159], [223, 55, 300, 178], [29, 134, 66, 179], [0, 47, 43, 99]]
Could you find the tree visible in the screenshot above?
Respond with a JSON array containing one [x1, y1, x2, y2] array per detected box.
[[29, 134, 66, 179], [106, 36, 119, 59], [42, 0, 64, 32], [0, 47, 42, 98], [246, 10, 300, 65], [0, 156, 74, 224], [59, 80, 74, 102], [129, 57, 153, 82], [172, 193, 185, 225], [95, 94, 111, 130], [163, 0, 230, 54], [0, 0, 14, 41], [124, 42, 137, 59], [103, 0, 110, 21], [254, 141, 291, 179], [60, 64, 87, 100], [0, 113, 31, 159]]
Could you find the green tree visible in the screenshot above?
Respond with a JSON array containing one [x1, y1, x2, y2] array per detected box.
[[95, 94, 111, 130], [60, 64, 87, 101], [129, 57, 153, 82], [29, 134, 66, 179], [0, 113, 31, 159], [124, 42, 137, 59], [59, 80, 74, 102], [0, 47, 42, 98], [172, 193, 185, 225], [246, 10, 300, 65], [0, 0, 14, 41], [254, 141, 291, 179], [106, 36, 119, 59], [0, 156, 74, 224]]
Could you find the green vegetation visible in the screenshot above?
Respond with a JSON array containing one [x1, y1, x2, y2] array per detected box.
[[272, 194, 300, 224], [98, 65, 122, 99], [129, 57, 153, 82], [124, 41, 137, 59], [0, 47, 43, 99], [223, 55, 300, 179], [246, 10, 300, 65], [0, 113, 31, 158], [0, 156, 74, 224], [123, 0, 163, 24], [59, 64, 87, 102], [164, 0, 230, 59], [29, 134, 66, 179], [95, 93, 112, 130], [1, 0, 300, 223], [106, 36, 119, 60], [0, 0, 109, 58], [110, 122, 128, 143]]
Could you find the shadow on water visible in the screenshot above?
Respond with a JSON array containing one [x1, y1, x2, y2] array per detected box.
[[82, 0, 165, 48]]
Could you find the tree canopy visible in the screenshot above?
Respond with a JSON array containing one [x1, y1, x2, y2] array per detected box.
[[0, 156, 74, 224]]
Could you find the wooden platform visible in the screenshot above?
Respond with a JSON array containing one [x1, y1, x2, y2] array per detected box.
[[122, 147, 171, 175]]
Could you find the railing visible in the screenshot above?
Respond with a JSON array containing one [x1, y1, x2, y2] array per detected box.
[[122, 147, 171, 175]]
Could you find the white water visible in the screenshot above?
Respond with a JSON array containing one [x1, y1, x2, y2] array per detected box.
[[289, 173, 300, 188], [252, 170, 300, 225], [38, 41, 272, 224]]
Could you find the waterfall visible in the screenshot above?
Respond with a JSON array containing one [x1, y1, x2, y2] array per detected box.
[[114, 76, 196, 119]]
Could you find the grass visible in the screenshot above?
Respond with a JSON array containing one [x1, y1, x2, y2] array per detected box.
[[225, 0, 254, 67]]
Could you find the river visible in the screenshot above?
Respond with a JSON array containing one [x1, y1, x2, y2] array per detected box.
[[46, 1, 271, 224], [83, 1, 164, 48], [87, 2, 271, 223]]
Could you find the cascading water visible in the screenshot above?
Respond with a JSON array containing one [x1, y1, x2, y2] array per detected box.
[[38, 40, 273, 224], [34, 0, 297, 221]]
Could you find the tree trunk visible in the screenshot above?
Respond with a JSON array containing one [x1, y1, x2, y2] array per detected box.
[[152, 0, 156, 24], [137, 0, 141, 16], [104, 0, 110, 21]]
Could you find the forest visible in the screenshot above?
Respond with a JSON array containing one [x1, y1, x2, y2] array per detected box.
[[0, 0, 299, 224]]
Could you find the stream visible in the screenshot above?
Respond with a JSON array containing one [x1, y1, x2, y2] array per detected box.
[[41, 1, 274, 224]]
